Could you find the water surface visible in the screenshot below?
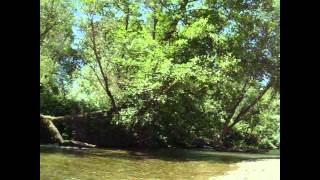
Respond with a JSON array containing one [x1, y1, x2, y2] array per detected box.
[[40, 146, 279, 180]]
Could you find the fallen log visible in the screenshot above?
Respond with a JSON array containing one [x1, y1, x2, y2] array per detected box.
[[40, 111, 105, 120], [40, 114, 64, 144], [40, 114, 96, 148], [62, 140, 96, 148]]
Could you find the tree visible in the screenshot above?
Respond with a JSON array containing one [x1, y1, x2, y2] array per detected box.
[[41, 0, 280, 149]]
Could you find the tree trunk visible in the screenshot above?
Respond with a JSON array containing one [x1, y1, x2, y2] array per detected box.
[[162, 0, 190, 41], [89, 18, 118, 110], [40, 115, 64, 144], [229, 80, 273, 129], [124, 2, 130, 31], [151, 9, 157, 40], [218, 79, 274, 148], [40, 114, 96, 148]]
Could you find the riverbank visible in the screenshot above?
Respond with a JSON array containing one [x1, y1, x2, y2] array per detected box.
[[210, 159, 280, 180]]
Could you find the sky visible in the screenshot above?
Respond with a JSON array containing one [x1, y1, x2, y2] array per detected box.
[[71, 3, 85, 49]]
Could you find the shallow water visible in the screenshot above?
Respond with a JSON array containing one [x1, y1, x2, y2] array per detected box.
[[40, 146, 279, 180]]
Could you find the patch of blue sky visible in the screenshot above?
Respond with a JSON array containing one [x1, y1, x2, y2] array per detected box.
[[71, 3, 104, 49], [261, 75, 270, 87], [187, 0, 204, 10], [137, 3, 151, 23], [221, 20, 236, 36], [71, 2, 86, 49], [71, 25, 85, 49], [109, 6, 124, 18]]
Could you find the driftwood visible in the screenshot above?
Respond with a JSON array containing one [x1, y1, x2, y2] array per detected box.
[[40, 114, 96, 148]]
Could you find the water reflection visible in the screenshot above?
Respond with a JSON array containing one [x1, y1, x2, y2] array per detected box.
[[40, 146, 279, 180]]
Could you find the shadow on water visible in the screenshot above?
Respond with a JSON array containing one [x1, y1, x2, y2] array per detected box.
[[40, 145, 279, 164]]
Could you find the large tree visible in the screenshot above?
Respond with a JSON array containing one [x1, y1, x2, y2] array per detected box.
[[41, 0, 280, 149]]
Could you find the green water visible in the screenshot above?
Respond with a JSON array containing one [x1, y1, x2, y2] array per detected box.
[[40, 146, 279, 180]]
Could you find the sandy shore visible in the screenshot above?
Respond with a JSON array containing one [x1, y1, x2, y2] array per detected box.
[[210, 159, 280, 180]]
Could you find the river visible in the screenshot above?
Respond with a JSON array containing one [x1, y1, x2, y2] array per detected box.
[[40, 145, 279, 180]]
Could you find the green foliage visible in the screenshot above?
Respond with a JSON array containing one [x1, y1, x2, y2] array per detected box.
[[41, 0, 280, 149]]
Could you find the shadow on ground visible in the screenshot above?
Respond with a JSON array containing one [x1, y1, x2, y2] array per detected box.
[[40, 145, 279, 163]]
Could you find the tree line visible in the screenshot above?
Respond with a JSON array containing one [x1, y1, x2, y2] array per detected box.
[[40, 0, 280, 150]]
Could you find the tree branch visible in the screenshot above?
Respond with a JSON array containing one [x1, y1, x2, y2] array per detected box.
[[89, 17, 117, 110], [162, 0, 193, 41], [224, 79, 250, 128], [229, 79, 274, 128]]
